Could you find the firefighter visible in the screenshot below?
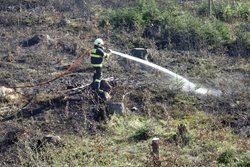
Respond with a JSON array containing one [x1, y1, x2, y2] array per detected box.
[[90, 38, 111, 92]]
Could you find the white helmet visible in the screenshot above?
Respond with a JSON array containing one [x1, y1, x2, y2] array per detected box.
[[94, 38, 104, 47]]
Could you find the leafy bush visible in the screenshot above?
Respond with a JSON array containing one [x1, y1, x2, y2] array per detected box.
[[196, 0, 250, 22], [104, 8, 143, 30], [227, 24, 250, 56], [137, 0, 160, 26], [102, 0, 160, 30], [197, 19, 233, 46], [160, 13, 233, 49], [131, 125, 152, 141], [102, 0, 247, 54], [238, 152, 250, 167], [217, 149, 236, 164]]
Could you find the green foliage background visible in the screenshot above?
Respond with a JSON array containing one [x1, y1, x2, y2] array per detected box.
[[101, 0, 250, 55]]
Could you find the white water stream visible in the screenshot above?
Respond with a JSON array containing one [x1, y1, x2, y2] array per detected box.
[[110, 50, 222, 96]]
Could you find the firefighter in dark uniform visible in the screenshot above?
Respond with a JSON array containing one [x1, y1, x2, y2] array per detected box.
[[90, 38, 110, 92]]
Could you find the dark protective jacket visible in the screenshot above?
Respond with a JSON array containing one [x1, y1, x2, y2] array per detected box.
[[90, 45, 106, 67]]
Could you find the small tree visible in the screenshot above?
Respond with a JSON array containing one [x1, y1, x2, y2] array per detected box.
[[208, 0, 213, 17]]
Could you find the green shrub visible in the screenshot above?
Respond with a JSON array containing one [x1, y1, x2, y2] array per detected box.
[[131, 125, 152, 142], [102, 0, 246, 53], [102, 0, 161, 30], [196, 0, 250, 22], [127, 36, 150, 48], [137, 0, 160, 26], [160, 8, 233, 49], [104, 8, 143, 30], [237, 29, 250, 45], [217, 149, 236, 164], [238, 152, 250, 167], [197, 19, 233, 46], [161, 13, 233, 49], [227, 25, 250, 56]]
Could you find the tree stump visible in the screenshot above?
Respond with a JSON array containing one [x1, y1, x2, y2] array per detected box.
[[107, 102, 125, 116], [151, 137, 161, 167], [173, 124, 190, 147]]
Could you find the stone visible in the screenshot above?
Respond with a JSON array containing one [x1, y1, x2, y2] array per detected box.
[[103, 92, 111, 101], [130, 48, 153, 71], [37, 134, 63, 150], [107, 102, 125, 115], [0, 86, 20, 102], [43, 135, 62, 144], [19, 35, 41, 47], [143, 23, 162, 40], [0, 86, 14, 98], [100, 80, 112, 93], [130, 48, 149, 60], [131, 106, 138, 111]]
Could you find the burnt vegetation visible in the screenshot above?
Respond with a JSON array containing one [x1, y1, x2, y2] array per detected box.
[[0, 0, 249, 166]]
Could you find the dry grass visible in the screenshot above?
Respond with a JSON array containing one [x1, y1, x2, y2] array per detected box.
[[0, 0, 249, 166]]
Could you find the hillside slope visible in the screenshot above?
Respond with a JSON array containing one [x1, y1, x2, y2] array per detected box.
[[0, 0, 249, 166]]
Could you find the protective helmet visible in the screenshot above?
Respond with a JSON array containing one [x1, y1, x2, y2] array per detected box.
[[94, 38, 104, 47]]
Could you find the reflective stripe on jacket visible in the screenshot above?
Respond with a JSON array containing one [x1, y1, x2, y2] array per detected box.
[[90, 47, 105, 67]]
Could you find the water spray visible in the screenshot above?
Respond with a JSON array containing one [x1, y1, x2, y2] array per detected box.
[[110, 49, 221, 97]]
